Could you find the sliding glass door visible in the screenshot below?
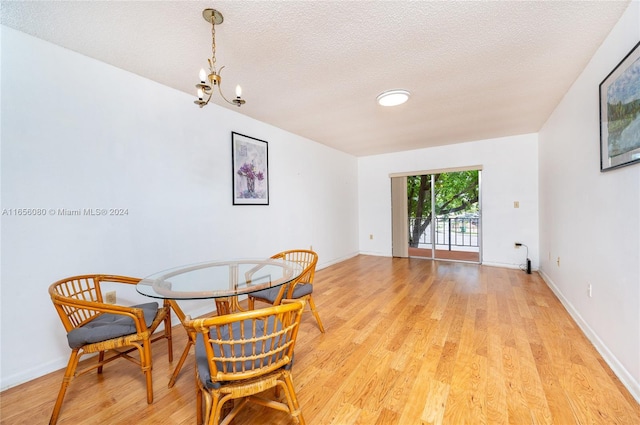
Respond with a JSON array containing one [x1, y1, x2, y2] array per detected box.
[[401, 169, 481, 263]]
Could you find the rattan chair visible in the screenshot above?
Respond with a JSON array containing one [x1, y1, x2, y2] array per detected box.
[[184, 301, 306, 425], [48, 274, 173, 425], [247, 249, 325, 333]]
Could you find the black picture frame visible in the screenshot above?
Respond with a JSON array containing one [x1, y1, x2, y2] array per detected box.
[[231, 132, 269, 205], [599, 40, 640, 172]]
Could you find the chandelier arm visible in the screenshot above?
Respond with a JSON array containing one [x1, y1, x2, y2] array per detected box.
[[204, 91, 214, 107], [216, 84, 237, 106], [213, 66, 236, 106]]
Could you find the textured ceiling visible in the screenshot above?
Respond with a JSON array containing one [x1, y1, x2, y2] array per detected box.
[[1, 1, 630, 156]]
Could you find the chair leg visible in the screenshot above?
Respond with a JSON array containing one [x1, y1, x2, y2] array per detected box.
[[168, 338, 194, 388], [97, 350, 105, 374], [49, 349, 80, 425], [139, 341, 154, 404], [196, 380, 204, 425], [281, 372, 305, 425], [307, 295, 325, 333], [210, 393, 230, 425]]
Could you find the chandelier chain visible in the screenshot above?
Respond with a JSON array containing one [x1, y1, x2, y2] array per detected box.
[[210, 20, 217, 72]]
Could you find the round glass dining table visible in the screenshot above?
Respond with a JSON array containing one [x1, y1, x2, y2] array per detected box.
[[136, 258, 303, 314]]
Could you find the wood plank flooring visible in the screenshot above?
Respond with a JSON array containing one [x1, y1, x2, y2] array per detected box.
[[1, 255, 639, 424]]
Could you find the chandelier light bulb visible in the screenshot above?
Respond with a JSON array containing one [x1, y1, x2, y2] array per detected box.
[[197, 88, 204, 100], [235, 85, 242, 97], [199, 68, 207, 83]]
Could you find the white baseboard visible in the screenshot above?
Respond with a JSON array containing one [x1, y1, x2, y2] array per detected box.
[[539, 269, 640, 404], [0, 358, 68, 391], [317, 251, 360, 270], [353, 250, 389, 258], [481, 261, 539, 272]]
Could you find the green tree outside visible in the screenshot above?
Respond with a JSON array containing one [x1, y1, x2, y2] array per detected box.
[[408, 171, 479, 248]]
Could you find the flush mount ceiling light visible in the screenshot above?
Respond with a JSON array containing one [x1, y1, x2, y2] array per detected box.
[[376, 89, 410, 106], [194, 9, 246, 108]]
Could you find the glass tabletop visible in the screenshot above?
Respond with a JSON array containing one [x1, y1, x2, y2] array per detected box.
[[136, 258, 303, 300]]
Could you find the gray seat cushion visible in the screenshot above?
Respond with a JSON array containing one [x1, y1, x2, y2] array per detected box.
[[195, 316, 289, 390], [251, 283, 312, 303], [66, 302, 159, 349], [290, 283, 313, 298]]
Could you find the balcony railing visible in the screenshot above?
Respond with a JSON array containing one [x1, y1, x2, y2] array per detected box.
[[409, 216, 479, 250]]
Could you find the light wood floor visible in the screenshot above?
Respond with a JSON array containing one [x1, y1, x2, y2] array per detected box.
[[2, 255, 639, 424]]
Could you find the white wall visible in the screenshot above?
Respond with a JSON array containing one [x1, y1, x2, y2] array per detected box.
[[358, 134, 539, 269], [0, 26, 359, 390], [538, 1, 640, 401]]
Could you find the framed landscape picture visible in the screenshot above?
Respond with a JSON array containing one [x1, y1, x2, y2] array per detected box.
[[599, 41, 640, 172], [231, 132, 269, 205]]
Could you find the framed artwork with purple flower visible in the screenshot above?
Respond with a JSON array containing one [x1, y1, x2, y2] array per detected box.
[[232, 132, 269, 205]]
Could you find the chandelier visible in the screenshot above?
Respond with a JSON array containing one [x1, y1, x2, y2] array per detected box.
[[194, 9, 246, 108]]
